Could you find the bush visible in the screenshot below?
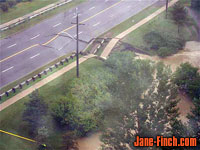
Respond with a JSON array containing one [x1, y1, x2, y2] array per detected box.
[[165, 35, 185, 50], [0, 3, 9, 12], [143, 31, 185, 57], [7, 0, 17, 8], [173, 63, 200, 99], [143, 31, 166, 50], [157, 47, 173, 57]]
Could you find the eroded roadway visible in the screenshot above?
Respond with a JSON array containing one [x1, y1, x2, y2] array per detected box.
[[0, 0, 159, 88]]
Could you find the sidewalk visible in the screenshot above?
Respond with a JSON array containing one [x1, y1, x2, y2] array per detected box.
[[100, 0, 179, 59], [0, 54, 95, 111]]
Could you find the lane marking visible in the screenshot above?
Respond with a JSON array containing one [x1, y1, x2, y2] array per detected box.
[[93, 22, 100, 27], [43, 0, 123, 45], [89, 7, 95, 10], [0, 44, 39, 63], [1, 0, 124, 63], [58, 47, 62, 51], [79, 31, 83, 35], [53, 23, 61, 27], [30, 34, 40, 40], [30, 53, 40, 59], [72, 15, 76, 18], [2, 66, 14, 73], [7, 43, 17, 49]]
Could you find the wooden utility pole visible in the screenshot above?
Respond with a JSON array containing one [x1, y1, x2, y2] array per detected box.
[[166, 0, 169, 18], [72, 8, 84, 78]]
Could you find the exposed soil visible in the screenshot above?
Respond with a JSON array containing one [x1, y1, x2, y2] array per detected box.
[[77, 41, 199, 149], [77, 132, 102, 150], [135, 41, 200, 122]]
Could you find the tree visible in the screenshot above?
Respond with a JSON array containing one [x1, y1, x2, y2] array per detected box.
[[187, 98, 200, 144], [61, 131, 78, 150], [170, 2, 188, 33], [7, 0, 16, 8], [173, 62, 200, 99], [51, 94, 98, 136], [23, 90, 48, 137], [101, 52, 185, 149], [0, 2, 9, 12]]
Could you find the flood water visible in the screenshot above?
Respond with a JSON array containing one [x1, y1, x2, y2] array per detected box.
[[136, 41, 200, 122], [77, 132, 102, 150], [77, 41, 200, 150]]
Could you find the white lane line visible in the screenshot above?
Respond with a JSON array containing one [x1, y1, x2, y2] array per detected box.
[[30, 34, 40, 40], [89, 7, 95, 10], [58, 47, 62, 51], [93, 22, 100, 27], [53, 23, 61, 27], [7, 43, 17, 48], [72, 15, 76, 18], [2, 66, 14, 73], [79, 31, 83, 35], [30, 53, 40, 59]]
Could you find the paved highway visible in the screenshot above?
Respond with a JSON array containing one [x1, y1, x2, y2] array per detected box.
[[0, 0, 159, 88]]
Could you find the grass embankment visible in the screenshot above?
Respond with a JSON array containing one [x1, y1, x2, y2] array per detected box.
[[0, 58, 103, 150], [0, 0, 86, 39], [101, 1, 161, 38], [117, 1, 198, 56], [0, 0, 59, 24]]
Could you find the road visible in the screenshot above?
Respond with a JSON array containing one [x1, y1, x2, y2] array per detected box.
[[0, 0, 159, 88]]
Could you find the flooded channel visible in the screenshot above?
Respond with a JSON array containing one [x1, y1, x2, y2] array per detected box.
[[78, 41, 200, 149]]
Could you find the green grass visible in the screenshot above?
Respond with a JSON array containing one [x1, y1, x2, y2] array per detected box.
[[0, 58, 103, 150], [0, 0, 87, 39], [0, 0, 62, 24], [101, 3, 161, 38], [122, 10, 198, 55]]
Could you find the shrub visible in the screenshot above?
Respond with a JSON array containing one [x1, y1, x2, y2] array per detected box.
[[7, 0, 17, 8], [0, 3, 9, 12], [165, 35, 185, 50], [143, 31, 186, 57], [143, 31, 166, 50], [173, 63, 200, 99], [157, 47, 173, 57]]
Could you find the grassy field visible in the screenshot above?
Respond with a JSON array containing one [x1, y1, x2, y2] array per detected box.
[[121, 10, 198, 55], [0, 0, 86, 38], [0, 58, 103, 150], [0, 0, 59, 24], [101, 2, 161, 38]]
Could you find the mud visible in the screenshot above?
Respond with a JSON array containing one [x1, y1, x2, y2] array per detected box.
[[77, 132, 102, 150]]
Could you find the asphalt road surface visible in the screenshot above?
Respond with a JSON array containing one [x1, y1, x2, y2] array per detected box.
[[0, 0, 159, 88]]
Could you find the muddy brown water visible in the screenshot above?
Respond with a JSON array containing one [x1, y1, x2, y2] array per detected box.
[[77, 41, 200, 149]]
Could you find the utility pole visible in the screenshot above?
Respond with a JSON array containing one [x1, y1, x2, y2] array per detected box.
[[166, 0, 169, 19], [72, 8, 84, 78]]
